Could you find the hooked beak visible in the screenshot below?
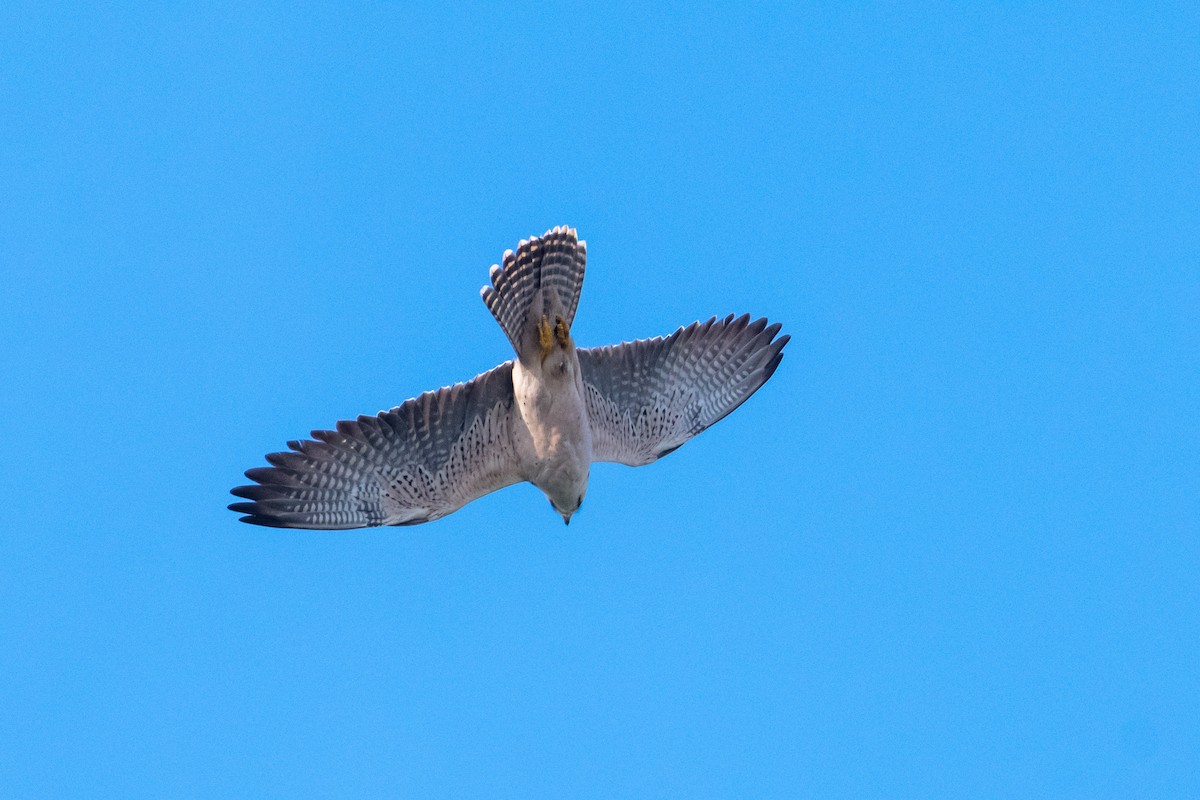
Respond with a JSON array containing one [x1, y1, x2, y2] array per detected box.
[[561, 512, 571, 526]]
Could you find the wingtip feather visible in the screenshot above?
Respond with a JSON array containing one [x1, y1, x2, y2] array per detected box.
[[236, 513, 294, 528]]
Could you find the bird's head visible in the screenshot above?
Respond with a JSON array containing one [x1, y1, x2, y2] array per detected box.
[[544, 468, 587, 526], [549, 492, 585, 525]]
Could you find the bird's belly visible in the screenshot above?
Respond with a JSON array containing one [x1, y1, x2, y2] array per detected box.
[[512, 360, 593, 483]]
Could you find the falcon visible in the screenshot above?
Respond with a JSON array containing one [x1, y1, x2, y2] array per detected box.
[[230, 226, 788, 528]]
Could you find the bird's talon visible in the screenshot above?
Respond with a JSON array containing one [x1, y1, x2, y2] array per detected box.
[[537, 315, 554, 357]]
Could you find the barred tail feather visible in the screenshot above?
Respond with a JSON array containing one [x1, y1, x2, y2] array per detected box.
[[480, 225, 587, 356]]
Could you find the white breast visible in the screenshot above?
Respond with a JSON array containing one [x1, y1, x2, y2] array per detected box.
[[511, 350, 593, 498]]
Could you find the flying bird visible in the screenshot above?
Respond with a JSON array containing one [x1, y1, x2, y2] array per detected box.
[[230, 226, 788, 528]]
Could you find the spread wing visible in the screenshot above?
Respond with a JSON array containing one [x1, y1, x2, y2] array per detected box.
[[578, 314, 788, 466], [229, 363, 523, 529]]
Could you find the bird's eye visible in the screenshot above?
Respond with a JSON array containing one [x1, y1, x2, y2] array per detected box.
[[576, 495, 584, 509]]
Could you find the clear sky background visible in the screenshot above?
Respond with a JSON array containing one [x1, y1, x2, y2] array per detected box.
[[2, 3, 1197, 797]]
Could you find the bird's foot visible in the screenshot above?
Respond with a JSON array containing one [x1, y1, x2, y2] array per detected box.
[[554, 316, 570, 348], [537, 315, 555, 359]]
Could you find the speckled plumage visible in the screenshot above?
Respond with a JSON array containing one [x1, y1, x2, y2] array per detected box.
[[579, 314, 786, 466], [230, 226, 788, 529]]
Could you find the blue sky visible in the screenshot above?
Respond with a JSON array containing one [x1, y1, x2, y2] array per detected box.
[[2, 2, 1197, 797]]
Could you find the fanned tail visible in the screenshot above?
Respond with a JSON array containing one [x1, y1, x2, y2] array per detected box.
[[480, 225, 587, 358]]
